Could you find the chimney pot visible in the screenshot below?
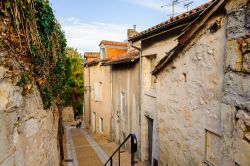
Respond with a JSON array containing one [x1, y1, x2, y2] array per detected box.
[[133, 25, 136, 30]]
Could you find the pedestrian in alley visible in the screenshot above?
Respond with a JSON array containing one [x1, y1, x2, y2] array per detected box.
[[76, 117, 82, 128]]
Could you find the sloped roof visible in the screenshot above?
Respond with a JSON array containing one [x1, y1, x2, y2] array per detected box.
[[152, 0, 225, 75], [129, 1, 212, 41], [84, 60, 100, 67], [84, 52, 100, 58], [104, 49, 139, 65], [99, 40, 128, 47]]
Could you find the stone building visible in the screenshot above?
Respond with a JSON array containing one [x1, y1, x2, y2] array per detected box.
[[129, 2, 211, 165], [84, 41, 128, 138], [104, 48, 140, 156], [129, 0, 250, 165], [83, 52, 100, 129]]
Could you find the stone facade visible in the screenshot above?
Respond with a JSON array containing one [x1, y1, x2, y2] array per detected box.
[[156, 14, 226, 165], [84, 63, 112, 137], [127, 0, 250, 165], [139, 29, 182, 164], [110, 61, 140, 156], [221, 0, 250, 165], [0, 60, 60, 165], [84, 41, 129, 138], [150, 0, 250, 165]]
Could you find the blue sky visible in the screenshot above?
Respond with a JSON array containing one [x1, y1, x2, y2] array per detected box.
[[50, 0, 210, 53]]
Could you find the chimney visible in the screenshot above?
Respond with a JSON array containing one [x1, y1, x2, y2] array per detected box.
[[127, 25, 138, 39], [133, 25, 136, 30]]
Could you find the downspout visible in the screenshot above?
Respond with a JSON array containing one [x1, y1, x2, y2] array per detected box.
[[131, 43, 142, 160]]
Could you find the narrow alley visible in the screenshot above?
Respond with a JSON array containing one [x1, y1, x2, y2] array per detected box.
[[1, 0, 250, 166], [63, 123, 143, 166]]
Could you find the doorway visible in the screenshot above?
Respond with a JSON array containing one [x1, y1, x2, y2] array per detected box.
[[148, 118, 153, 165]]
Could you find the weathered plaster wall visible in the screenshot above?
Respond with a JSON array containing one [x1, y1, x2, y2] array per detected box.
[[0, 56, 60, 165], [87, 64, 112, 137], [111, 62, 140, 150], [62, 106, 74, 122], [142, 32, 179, 62], [139, 28, 182, 163], [156, 14, 226, 165], [221, 0, 250, 165]]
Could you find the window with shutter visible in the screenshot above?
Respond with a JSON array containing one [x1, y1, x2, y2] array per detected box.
[[120, 92, 126, 118], [94, 83, 99, 101], [94, 82, 102, 101], [98, 83, 102, 101]]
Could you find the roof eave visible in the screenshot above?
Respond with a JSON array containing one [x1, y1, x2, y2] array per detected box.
[[105, 57, 139, 66], [129, 11, 203, 42], [152, 0, 226, 75], [84, 61, 100, 67]]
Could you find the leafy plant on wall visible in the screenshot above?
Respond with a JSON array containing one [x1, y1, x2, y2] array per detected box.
[[1, 0, 83, 110]]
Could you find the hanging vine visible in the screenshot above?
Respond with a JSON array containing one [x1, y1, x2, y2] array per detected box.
[[0, 0, 68, 109]]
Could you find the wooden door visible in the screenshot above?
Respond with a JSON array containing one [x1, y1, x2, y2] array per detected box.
[[148, 118, 153, 165]]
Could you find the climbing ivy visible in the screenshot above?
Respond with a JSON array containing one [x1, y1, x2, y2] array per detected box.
[[0, 0, 82, 109]]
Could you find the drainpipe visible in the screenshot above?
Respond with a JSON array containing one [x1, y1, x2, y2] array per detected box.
[[131, 43, 142, 160]]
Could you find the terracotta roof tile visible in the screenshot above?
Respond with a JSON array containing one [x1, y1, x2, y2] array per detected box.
[[100, 40, 128, 47], [84, 52, 100, 58], [129, 1, 212, 41]]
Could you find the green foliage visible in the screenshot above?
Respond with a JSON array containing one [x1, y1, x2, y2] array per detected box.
[[1, 0, 83, 110], [63, 48, 84, 113], [16, 72, 29, 87]]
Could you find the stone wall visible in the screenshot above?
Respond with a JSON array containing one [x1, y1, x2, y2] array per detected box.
[[156, 13, 226, 165], [221, 0, 250, 165], [62, 106, 74, 122], [111, 62, 140, 156], [153, 0, 250, 165], [86, 64, 112, 137], [0, 51, 60, 166], [139, 26, 185, 164]]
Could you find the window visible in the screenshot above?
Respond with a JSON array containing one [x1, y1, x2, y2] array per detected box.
[[94, 82, 102, 101], [100, 47, 106, 59], [120, 92, 126, 118], [99, 117, 104, 133], [205, 130, 222, 166]]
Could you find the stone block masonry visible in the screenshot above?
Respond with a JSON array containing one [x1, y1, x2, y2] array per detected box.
[[221, 0, 250, 165], [0, 52, 60, 165]]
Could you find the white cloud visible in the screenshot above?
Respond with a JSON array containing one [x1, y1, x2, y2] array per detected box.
[[58, 0, 210, 53], [59, 18, 145, 53]]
